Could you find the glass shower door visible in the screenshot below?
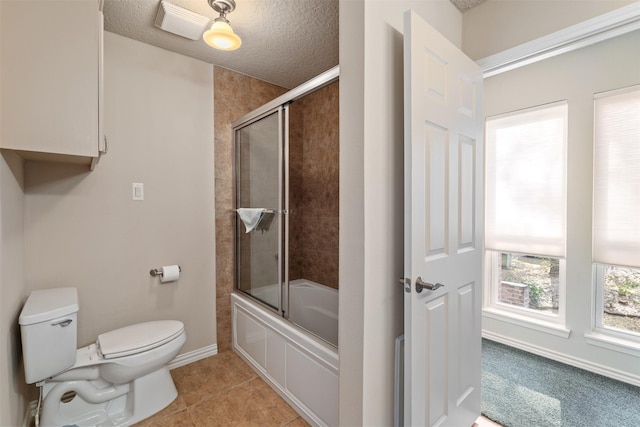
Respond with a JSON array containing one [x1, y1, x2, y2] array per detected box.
[[234, 108, 284, 313]]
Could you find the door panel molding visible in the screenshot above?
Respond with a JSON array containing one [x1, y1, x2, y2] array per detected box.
[[424, 295, 449, 427]]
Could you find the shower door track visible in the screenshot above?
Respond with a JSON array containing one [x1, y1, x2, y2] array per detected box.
[[231, 66, 339, 129]]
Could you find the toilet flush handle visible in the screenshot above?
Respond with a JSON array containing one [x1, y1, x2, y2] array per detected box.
[[51, 319, 73, 327]]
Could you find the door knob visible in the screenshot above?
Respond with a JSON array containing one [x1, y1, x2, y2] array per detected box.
[[415, 276, 444, 293]]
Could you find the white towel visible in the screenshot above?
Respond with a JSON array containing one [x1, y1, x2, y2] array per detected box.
[[236, 208, 266, 233]]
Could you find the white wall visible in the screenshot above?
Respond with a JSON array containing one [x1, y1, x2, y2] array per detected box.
[[0, 151, 28, 427], [462, 0, 636, 60], [483, 29, 640, 382], [0, 1, 30, 422], [23, 32, 216, 353], [339, 1, 462, 424]]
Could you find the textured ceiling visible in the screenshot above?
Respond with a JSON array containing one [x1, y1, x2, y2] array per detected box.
[[104, 0, 483, 89], [104, 0, 339, 89], [449, 0, 487, 11]]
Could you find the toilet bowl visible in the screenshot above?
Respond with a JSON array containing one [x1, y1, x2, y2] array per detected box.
[[19, 288, 186, 427]]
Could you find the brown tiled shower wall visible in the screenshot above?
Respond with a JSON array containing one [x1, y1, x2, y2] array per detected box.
[[289, 83, 340, 289], [214, 68, 339, 351]]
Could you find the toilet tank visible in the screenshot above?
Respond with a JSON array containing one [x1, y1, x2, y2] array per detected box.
[[19, 287, 79, 384]]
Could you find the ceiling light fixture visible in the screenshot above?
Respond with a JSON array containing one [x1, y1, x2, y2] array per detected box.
[[203, 0, 242, 51]]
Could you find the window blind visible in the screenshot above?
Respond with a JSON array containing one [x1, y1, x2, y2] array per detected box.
[[485, 102, 568, 257], [593, 86, 640, 268]]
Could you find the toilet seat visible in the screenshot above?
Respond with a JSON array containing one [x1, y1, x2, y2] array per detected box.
[[98, 320, 184, 359]]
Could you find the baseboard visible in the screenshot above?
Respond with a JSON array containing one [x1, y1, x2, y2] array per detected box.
[[394, 334, 404, 427], [483, 330, 640, 387], [168, 343, 218, 370]]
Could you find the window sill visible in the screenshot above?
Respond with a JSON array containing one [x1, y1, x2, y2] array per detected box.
[[585, 332, 640, 357], [482, 307, 571, 338]]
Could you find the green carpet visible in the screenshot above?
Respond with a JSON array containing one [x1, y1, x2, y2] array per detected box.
[[481, 339, 640, 427]]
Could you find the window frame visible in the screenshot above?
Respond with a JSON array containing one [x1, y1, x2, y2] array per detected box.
[[483, 101, 568, 328], [485, 250, 567, 326], [591, 85, 640, 345], [593, 264, 640, 344]]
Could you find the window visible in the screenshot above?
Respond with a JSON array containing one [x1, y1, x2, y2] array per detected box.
[[595, 265, 640, 336], [488, 252, 562, 316], [485, 102, 568, 322], [593, 85, 640, 338]]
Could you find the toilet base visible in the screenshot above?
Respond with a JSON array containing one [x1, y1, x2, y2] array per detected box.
[[41, 366, 177, 427], [128, 366, 178, 425]]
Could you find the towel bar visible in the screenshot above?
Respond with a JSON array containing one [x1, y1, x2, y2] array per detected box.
[[231, 209, 281, 214]]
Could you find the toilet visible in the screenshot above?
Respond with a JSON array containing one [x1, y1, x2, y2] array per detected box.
[[19, 287, 186, 427]]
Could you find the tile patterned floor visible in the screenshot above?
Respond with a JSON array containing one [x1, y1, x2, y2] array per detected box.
[[474, 416, 504, 427], [135, 351, 309, 426], [136, 349, 500, 427]]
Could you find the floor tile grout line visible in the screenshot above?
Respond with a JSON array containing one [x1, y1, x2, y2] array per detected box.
[[224, 373, 261, 394], [281, 414, 304, 426], [135, 351, 310, 426], [184, 405, 200, 427]]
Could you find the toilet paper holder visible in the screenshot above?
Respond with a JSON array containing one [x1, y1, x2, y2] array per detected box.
[[149, 266, 182, 277]]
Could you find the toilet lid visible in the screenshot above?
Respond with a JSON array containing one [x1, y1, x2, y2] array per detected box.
[[98, 320, 184, 359]]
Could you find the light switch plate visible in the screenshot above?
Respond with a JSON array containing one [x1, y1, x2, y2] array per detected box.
[[132, 183, 144, 201]]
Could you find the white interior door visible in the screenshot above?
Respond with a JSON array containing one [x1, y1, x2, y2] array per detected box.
[[403, 10, 483, 427]]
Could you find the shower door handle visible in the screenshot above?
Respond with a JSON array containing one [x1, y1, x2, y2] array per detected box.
[[415, 276, 444, 293]]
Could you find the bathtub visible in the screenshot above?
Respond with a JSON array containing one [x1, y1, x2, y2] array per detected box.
[[232, 279, 339, 427], [249, 279, 338, 346]]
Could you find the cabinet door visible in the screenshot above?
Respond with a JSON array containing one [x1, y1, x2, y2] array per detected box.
[[1, 0, 100, 160]]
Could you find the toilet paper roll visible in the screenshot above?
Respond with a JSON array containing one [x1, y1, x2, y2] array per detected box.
[[161, 265, 180, 283]]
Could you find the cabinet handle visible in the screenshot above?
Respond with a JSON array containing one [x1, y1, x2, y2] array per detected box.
[[100, 135, 108, 155]]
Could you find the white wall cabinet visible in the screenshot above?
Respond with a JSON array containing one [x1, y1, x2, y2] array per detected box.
[[0, 0, 105, 168]]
